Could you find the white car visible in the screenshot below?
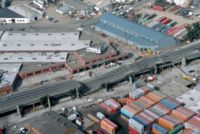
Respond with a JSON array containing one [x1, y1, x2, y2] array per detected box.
[[17, 127, 27, 134]]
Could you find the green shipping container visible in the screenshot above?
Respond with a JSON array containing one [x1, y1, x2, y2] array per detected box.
[[169, 125, 184, 134]]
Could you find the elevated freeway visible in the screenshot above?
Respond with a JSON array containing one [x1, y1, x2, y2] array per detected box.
[[0, 40, 200, 115]]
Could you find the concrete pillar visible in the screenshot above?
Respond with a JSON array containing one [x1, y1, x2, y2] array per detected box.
[[76, 88, 80, 98], [16, 105, 22, 118], [129, 75, 133, 85], [104, 82, 108, 92], [47, 96, 51, 109], [154, 65, 158, 74], [182, 57, 187, 67]]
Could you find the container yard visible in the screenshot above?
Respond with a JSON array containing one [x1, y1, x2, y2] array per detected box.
[[84, 83, 200, 134], [137, 12, 190, 40]]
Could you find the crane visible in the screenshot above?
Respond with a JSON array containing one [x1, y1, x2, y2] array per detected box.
[[171, 64, 197, 84]]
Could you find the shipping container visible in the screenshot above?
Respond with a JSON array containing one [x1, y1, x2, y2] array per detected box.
[[158, 115, 182, 130], [156, 16, 166, 22], [167, 21, 177, 27], [120, 105, 140, 119], [145, 91, 166, 103], [100, 103, 117, 114], [183, 128, 198, 134], [152, 123, 168, 134], [146, 21, 158, 28], [129, 88, 144, 101], [153, 5, 165, 11], [169, 125, 184, 134], [138, 96, 156, 108], [129, 126, 140, 134], [104, 98, 121, 110], [149, 103, 171, 117], [161, 18, 171, 25], [100, 118, 117, 134], [160, 97, 182, 110], [97, 112, 105, 120], [171, 106, 196, 122], [184, 114, 200, 133], [129, 118, 144, 133], [118, 98, 128, 105]]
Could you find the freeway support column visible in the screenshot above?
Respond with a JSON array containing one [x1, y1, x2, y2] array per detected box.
[[76, 88, 80, 98], [47, 96, 51, 109], [129, 74, 135, 85], [182, 57, 187, 67], [16, 105, 22, 118], [154, 65, 158, 74]]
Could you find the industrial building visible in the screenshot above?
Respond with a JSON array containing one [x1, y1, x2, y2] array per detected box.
[[8, 3, 44, 21], [95, 13, 179, 50], [0, 31, 91, 52], [0, 8, 30, 24], [56, 5, 76, 15], [29, 111, 84, 134], [0, 52, 68, 63], [0, 64, 21, 95]]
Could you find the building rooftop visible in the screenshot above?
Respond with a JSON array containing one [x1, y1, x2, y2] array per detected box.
[[30, 111, 84, 134], [0, 63, 22, 88], [176, 89, 200, 107], [96, 13, 179, 50], [172, 77, 193, 87], [8, 3, 44, 20], [56, 5, 75, 14], [0, 8, 24, 18], [0, 31, 90, 52], [159, 80, 191, 98], [0, 52, 68, 63]]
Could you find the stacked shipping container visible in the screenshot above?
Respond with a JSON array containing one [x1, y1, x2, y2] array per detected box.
[[98, 84, 200, 134], [100, 118, 118, 134]]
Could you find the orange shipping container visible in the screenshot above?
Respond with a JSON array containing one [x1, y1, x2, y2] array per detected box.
[[101, 124, 115, 134], [145, 91, 166, 103], [104, 118, 118, 129], [158, 117, 176, 130], [171, 107, 196, 122], [139, 96, 155, 108], [118, 98, 128, 105], [152, 128, 162, 134], [101, 120, 115, 133]]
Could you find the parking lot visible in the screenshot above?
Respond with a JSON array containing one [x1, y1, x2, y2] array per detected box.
[[138, 8, 198, 26]]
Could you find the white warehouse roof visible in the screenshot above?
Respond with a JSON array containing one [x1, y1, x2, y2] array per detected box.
[[0, 31, 91, 52], [0, 52, 68, 63]]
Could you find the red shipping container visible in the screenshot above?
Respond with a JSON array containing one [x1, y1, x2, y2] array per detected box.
[[129, 127, 140, 134], [153, 5, 164, 11]]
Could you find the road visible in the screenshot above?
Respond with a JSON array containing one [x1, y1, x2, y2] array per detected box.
[[0, 40, 200, 115]]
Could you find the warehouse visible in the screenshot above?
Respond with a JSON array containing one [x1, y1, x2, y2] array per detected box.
[[0, 8, 30, 24], [0, 31, 91, 52], [0, 64, 21, 95], [95, 13, 179, 50], [0, 52, 68, 63], [8, 3, 44, 21]]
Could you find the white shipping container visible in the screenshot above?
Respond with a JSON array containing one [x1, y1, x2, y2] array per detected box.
[[129, 118, 144, 133], [96, 112, 105, 120], [174, 28, 187, 37]]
